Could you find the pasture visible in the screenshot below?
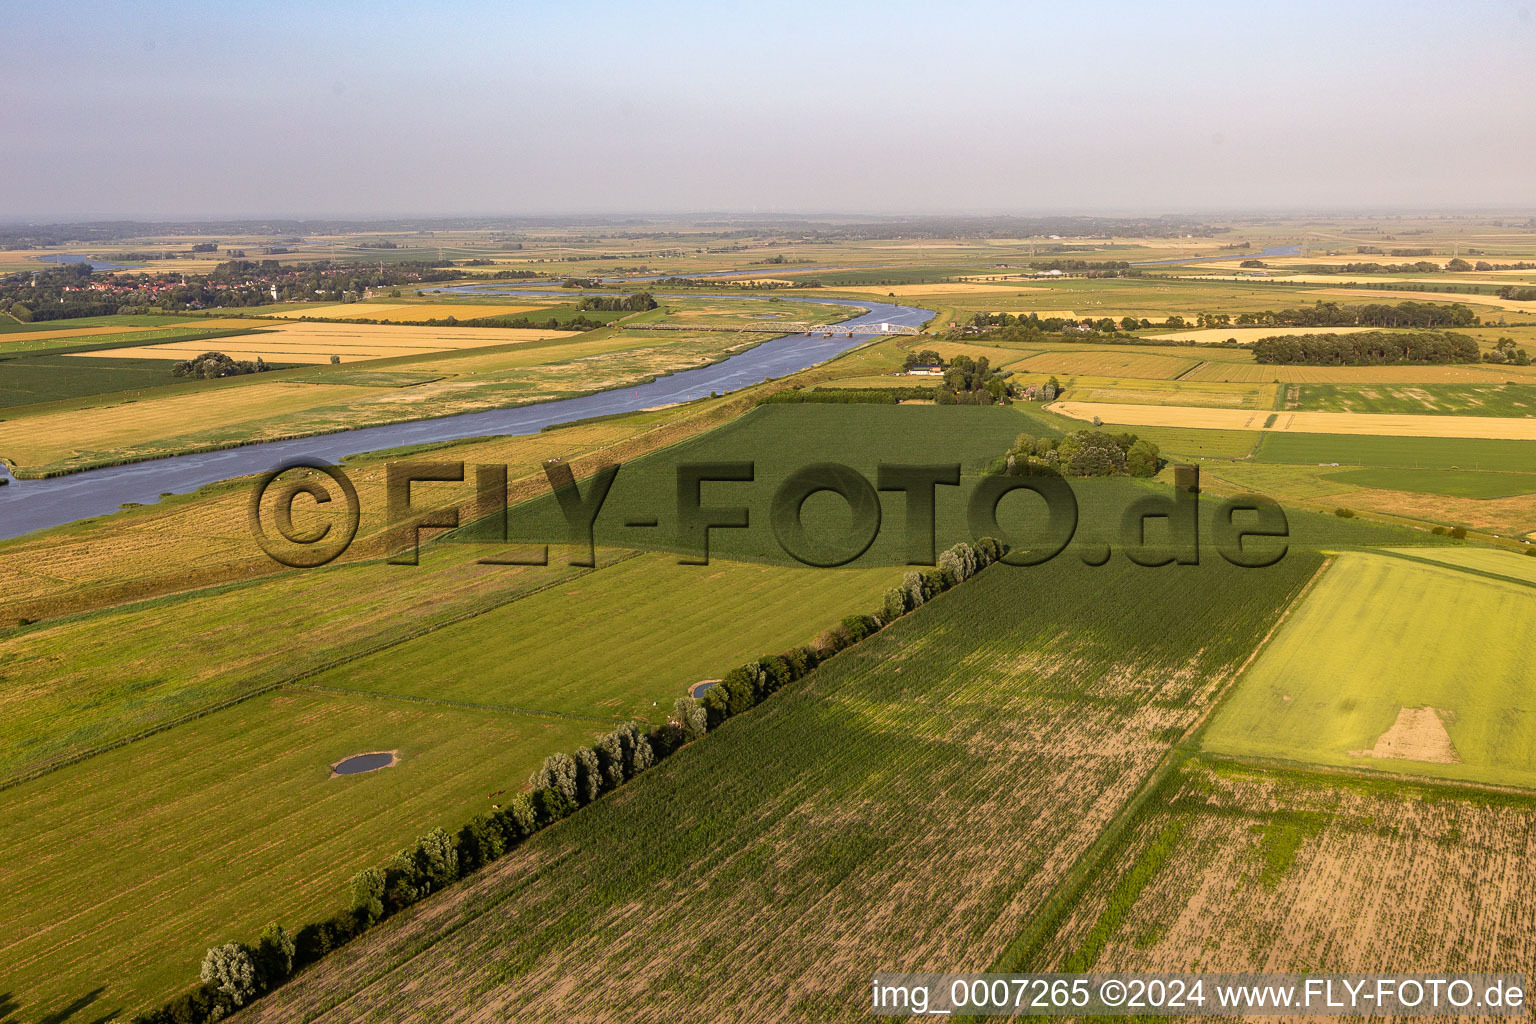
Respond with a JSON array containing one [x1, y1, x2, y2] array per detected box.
[[1181, 360, 1536, 384], [1139, 326, 1380, 345], [0, 689, 601, 1021], [1203, 552, 1536, 788], [238, 554, 1322, 1024]]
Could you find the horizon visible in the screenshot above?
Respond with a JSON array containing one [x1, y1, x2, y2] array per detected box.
[[3, 0, 1532, 220]]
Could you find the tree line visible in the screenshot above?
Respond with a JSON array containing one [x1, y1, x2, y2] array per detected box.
[[1252, 330, 1480, 365], [129, 540, 1003, 1024]]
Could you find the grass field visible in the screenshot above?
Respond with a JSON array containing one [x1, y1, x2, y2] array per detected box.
[[1323, 467, 1536, 498], [1293, 382, 1536, 417], [1030, 757, 1536, 977], [237, 554, 1322, 1024], [0, 552, 900, 1020], [1255, 431, 1536, 472], [1204, 552, 1536, 788], [0, 689, 601, 1023], [310, 553, 899, 719], [0, 545, 612, 781]]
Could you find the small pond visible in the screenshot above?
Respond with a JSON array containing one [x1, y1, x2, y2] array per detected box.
[[332, 751, 397, 776]]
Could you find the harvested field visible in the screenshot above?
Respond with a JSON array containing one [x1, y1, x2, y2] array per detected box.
[[1142, 326, 1380, 345], [0, 324, 174, 343], [1181, 361, 1536, 384], [1031, 758, 1536, 978], [1050, 400, 1536, 440], [67, 321, 579, 364]]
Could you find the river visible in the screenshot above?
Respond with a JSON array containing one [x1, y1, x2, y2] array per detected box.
[[0, 297, 931, 540]]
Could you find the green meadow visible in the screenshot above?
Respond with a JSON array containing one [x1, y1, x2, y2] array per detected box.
[[1204, 552, 1536, 788]]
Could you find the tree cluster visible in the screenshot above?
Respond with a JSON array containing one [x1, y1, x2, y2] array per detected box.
[[1006, 430, 1160, 478], [170, 351, 273, 379], [1483, 337, 1532, 365], [1251, 330, 1479, 365], [577, 291, 658, 312]]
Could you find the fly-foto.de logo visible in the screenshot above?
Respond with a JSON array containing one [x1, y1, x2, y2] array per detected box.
[[248, 459, 1288, 570]]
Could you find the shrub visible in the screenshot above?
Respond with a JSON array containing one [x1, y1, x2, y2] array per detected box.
[[1334, 507, 1355, 518], [531, 786, 577, 826], [1431, 526, 1447, 535], [455, 813, 507, 873], [1450, 526, 1467, 539]]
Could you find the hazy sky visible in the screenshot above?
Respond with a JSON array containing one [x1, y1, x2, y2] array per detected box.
[[2, 0, 1533, 219]]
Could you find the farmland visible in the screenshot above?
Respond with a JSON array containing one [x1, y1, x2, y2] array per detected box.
[[1027, 758, 1536, 977], [9, 209, 1536, 1024], [1204, 552, 1536, 788], [238, 554, 1322, 1024], [0, 550, 901, 1018]]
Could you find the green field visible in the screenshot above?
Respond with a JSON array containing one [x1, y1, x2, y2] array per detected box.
[[0, 689, 600, 1021], [1323, 467, 1536, 498], [0, 550, 900, 1019], [1256, 432, 1536, 472], [310, 553, 899, 718], [1294, 383, 1536, 417], [0, 545, 605, 780], [236, 554, 1322, 1023], [1204, 552, 1536, 787]]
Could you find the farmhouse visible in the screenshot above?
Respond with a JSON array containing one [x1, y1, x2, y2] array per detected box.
[[906, 364, 943, 376]]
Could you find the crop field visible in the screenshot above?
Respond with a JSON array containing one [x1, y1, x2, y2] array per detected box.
[[1292, 383, 1536, 417], [1029, 758, 1536, 977], [1255, 431, 1536, 472], [1204, 552, 1536, 788], [1061, 378, 1271, 410], [0, 689, 601, 1022], [1051, 401, 1536, 440], [238, 554, 1323, 1024], [68, 320, 580, 364], [0, 330, 767, 476], [1323, 467, 1536, 498], [1007, 350, 1203, 380]]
